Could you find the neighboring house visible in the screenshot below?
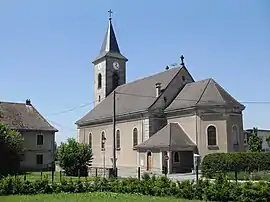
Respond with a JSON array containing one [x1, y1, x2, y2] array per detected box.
[[244, 129, 270, 152], [76, 15, 246, 175], [0, 99, 58, 172]]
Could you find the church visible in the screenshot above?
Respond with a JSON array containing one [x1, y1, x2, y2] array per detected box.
[[76, 13, 245, 176]]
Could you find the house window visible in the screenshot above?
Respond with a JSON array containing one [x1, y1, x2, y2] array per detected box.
[[174, 152, 180, 163], [207, 125, 217, 146], [36, 154, 43, 165], [112, 73, 119, 90], [232, 125, 239, 145], [101, 132, 106, 150], [116, 130, 121, 150], [133, 128, 138, 147], [37, 134, 43, 145], [98, 73, 102, 89], [89, 133, 92, 148]]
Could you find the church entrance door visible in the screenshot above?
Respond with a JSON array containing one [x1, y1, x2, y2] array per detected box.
[[146, 152, 152, 171]]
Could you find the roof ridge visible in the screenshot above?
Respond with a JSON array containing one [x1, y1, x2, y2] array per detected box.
[[0, 101, 26, 105], [117, 66, 182, 90], [195, 79, 211, 105]]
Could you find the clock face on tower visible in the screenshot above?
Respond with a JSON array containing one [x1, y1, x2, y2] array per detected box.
[[113, 61, 120, 70]]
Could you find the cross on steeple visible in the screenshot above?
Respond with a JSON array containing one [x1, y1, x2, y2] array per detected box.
[[108, 9, 113, 20], [180, 55, 185, 66]]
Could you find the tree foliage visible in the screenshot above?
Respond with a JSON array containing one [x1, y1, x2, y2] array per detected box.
[[57, 138, 93, 176], [0, 123, 24, 176], [266, 135, 270, 149], [248, 127, 262, 152], [201, 152, 270, 178]]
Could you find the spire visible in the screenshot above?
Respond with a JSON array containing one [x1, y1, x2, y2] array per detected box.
[[99, 9, 121, 54], [93, 10, 127, 63]]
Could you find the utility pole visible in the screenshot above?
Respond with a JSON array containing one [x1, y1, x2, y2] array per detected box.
[[112, 90, 117, 177]]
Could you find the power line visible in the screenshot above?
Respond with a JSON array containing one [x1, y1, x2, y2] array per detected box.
[[47, 119, 77, 132], [45, 91, 270, 117], [115, 91, 270, 105], [45, 97, 105, 116]]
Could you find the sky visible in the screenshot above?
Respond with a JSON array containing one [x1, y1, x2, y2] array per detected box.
[[0, 0, 269, 144]]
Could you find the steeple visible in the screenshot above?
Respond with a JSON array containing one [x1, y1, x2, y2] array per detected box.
[[99, 9, 120, 54], [93, 10, 127, 63]]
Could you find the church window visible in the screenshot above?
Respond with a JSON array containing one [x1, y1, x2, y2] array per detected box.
[[112, 73, 119, 90], [98, 73, 102, 89], [116, 130, 121, 150], [207, 125, 217, 146], [174, 152, 180, 163], [133, 128, 138, 147], [89, 133, 92, 148], [101, 132, 106, 150], [232, 125, 239, 145], [182, 76, 186, 81]]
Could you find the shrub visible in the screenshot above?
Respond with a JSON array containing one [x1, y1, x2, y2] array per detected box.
[[1, 174, 270, 201], [201, 152, 270, 178]]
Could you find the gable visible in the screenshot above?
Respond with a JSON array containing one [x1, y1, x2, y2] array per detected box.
[[149, 67, 194, 112]]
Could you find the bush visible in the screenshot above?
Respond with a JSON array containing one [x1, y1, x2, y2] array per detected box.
[[201, 152, 270, 178], [1, 174, 270, 201]]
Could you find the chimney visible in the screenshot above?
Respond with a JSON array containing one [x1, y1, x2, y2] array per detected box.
[[25, 99, 31, 105], [155, 82, 161, 97]]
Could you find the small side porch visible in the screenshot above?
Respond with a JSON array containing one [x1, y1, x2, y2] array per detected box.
[[135, 123, 197, 174]]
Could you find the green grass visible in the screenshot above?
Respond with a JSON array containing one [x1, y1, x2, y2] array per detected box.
[[226, 171, 270, 181], [16, 171, 90, 183], [0, 192, 200, 202]]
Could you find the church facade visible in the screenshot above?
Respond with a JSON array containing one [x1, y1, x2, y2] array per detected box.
[[76, 15, 245, 176]]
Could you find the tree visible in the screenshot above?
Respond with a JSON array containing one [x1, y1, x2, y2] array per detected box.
[[57, 138, 93, 176], [248, 127, 262, 152], [0, 123, 24, 176]]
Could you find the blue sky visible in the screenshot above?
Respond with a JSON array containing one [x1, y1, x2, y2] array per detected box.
[[0, 0, 269, 144]]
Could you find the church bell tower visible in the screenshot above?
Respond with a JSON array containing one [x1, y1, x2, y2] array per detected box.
[[92, 10, 128, 107]]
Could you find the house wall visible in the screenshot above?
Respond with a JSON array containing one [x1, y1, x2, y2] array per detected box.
[[167, 111, 235, 158], [198, 113, 228, 157], [78, 117, 150, 177], [20, 131, 55, 171], [138, 151, 162, 174], [226, 114, 245, 152], [167, 114, 198, 145]]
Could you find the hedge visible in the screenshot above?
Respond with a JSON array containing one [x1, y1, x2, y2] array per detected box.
[[201, 152, 270, 178], [1, 173, 270, 201]]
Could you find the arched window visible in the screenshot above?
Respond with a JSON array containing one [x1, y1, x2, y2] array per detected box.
[[89, 133, 92, 148], [101, 132, 106, 150], [112, 73, 119, 90], [207, 126, 217, 146], [174, 152, 180, 163], [232, 125, 239, 145], [116, 130, 121, 150], [98, 73, 102, 89], [133, 128, 138, 147]]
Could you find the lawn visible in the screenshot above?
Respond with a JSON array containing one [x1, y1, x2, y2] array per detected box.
[[16, 171, 90, 183], [0, 192, 200, 202]]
